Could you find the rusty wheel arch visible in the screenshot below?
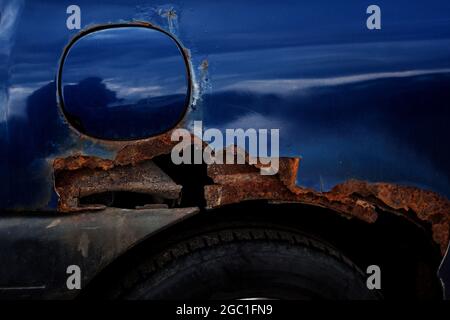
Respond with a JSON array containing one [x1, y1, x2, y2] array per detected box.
[[204, 156, 450, 255]]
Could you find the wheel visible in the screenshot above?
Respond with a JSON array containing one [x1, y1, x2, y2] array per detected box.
[[114, 228, 381, 300]]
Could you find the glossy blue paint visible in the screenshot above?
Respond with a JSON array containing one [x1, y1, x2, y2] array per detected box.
[[60, 25, 189, 140], [0, 0, 449, 211]]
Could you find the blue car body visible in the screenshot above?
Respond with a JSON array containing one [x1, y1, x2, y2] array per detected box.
[[0, 0, 449, 298]]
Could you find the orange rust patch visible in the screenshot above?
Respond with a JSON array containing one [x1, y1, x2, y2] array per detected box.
[[205, 158, 450, 254], [115, 132, 177, 166], [330, 180, 450, 252], [53, 132, 181, 212], [54, 155, 114, 172], [205, 159, 379, 224], [55, 161, 181, 212], [54, 132, 178, 173]]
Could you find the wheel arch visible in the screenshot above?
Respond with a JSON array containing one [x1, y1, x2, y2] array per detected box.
[[80, 200, 444, 299]]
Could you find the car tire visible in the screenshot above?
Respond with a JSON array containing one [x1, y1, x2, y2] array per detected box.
[[117, 228, 381, 300]]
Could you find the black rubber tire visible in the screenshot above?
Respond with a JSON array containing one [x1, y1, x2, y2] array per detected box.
[[117, 228, 380, 300]]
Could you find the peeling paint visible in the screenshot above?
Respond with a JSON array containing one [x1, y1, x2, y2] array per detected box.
[[198, 59, 211, 96], [160, 6, 179, 35], [134, 4, 180, 35]]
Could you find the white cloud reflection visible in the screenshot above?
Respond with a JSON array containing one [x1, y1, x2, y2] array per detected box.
[[222, 68, 450, 96]]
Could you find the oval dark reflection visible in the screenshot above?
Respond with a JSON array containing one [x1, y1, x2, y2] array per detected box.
[[60, 26, 189, 140]]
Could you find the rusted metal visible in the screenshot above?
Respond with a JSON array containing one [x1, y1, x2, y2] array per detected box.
[[54, 155, 115, 172], [205, 158, 377, 224], [54, 131, 178, 171], [53, 131, 196, 212], [114, 131, 178, 166], [330, 180, 450, 252], [53, 137, 450, 253], [55, 160, 181, 212], [205, 157, 450, 254]]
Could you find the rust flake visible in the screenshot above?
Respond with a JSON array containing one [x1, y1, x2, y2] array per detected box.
[[54, 132, 177, 173]]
